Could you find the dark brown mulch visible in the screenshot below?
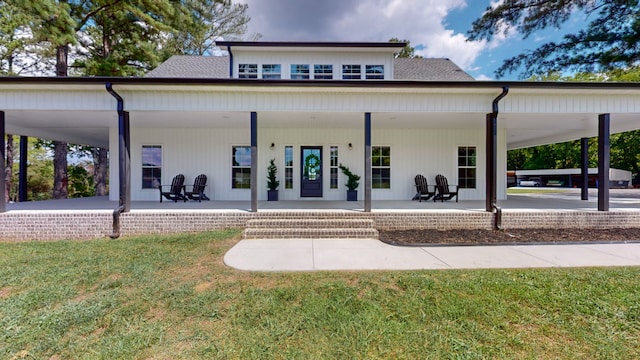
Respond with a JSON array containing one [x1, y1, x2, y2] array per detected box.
[[379, 228, 640, 246]]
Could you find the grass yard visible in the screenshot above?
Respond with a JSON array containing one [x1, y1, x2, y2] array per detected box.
[[1, 230, 640, 359]]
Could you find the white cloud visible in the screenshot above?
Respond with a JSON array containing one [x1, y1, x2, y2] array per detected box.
[[240, 0, 488, 71], [474, 74, 494, 80]]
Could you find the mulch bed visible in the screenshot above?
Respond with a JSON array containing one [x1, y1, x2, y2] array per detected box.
[[379, 228, 640, 246]]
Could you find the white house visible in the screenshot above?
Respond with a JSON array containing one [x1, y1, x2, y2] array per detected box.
[[2, 41, 640, 213]]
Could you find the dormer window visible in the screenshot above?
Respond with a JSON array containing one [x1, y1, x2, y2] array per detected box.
[[291, 64, 310, 79], [366, 65, 384, 79], [262, 64, 281, 79], [238, 64, 257, 79], [314, 65, 333, 79], [342, 65, 361, 80]]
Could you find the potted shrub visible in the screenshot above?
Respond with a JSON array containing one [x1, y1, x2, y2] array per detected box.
[[267, 158, 279, 201], [338, 163, 360, 201]]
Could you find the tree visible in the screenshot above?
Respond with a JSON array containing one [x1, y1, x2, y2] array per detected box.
[[9, 1, 206, 198], [467, 1, 640, 79], [68, 162, 95, 198], [4, 1, 253, 199], [0, 1, 31, 75], [389, 38, 423, 59], [163, 0, 251, 56]]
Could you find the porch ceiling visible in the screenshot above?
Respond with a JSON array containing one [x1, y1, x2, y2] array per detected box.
[[4, 108, 638, 150], [503, 112, 640, 149], [6, 110, 114, 148]]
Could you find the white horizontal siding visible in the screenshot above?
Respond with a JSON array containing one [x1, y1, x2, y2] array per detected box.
[[0, 89, 114, 110], [504, 93, 640, 113], [122, 89, 494, 113], [118, 87, 640, 116]]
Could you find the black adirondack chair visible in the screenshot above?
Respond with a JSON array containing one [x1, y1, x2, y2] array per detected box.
[[184, 174, 210, 202], [413, 174, 436, 202], [434, 174, 459, 202], [159, 174, 186, 202]]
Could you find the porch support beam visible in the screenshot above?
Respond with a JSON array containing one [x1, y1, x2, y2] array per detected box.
[[486, 86, 508, 214], [251, 111, 258, 212], [0, 111, 5, 212], [364, 112, 372, 212], [485, 112, 496, 212], [581, 137, 589, 200], [18, 136, 27, 202], [598, 113, 610, 211], [121, 111, 131, 211]]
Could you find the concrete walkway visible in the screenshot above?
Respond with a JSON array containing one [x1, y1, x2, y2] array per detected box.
[[224, 239, 640, 271]]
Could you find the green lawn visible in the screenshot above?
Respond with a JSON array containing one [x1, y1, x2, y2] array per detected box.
[[1, 230, 639, 359]]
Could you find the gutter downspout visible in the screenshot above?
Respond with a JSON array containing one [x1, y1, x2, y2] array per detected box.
[[226, 46, 233, 78], [106, 82, 129, 238], [489, 86, 509, 230]]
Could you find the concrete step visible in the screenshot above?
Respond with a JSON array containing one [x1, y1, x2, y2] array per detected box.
[[242, 227, 379, 239], [242, 217, 378, 239], [245, 218, 375, 229]]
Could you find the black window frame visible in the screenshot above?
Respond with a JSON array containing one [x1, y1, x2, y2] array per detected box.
[[371, 146, 391, 189], [458, 146, 477, 189], [142, 145, 162, 189], [238, 64, 258, 79], [232, 145, 252, 189]]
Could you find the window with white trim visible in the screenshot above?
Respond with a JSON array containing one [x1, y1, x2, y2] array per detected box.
[[238, 64, 257, 78], [142, 145, 162, 189], [232, 146, 251, 189], [262, 64, 281, 79], [285, 146, 293, 189], [372, 146, 391, 189], [291, 64, 310, 79], [365, 65, 384, 79], [458, 146, 476, 189], [342, 64, 361, 80], [314, 64, 333, 79], [330, 146, 339, 189]]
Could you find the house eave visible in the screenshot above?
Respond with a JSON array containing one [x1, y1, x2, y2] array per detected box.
[[2, 76, 639, 92]]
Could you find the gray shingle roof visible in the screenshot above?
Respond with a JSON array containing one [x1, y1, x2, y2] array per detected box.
[[393, 58, 474, 81], [146, 55, 474, 81], [145, 55, 229, 78]]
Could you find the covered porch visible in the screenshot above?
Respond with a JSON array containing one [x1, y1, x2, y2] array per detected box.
[[2, 78, 640, 218]]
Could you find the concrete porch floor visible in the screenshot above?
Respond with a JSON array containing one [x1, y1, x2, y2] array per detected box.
[[5, 188, 640, 212]]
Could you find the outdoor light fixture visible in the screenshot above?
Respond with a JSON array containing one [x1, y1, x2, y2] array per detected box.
[[270, 142, 275, 149], [348, 143, 353, 150]]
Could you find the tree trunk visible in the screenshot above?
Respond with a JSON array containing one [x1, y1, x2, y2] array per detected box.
[[53, 140, 68, 199], [53, 44, 69, 199], [5, 134, 12, 203], [56, 44, 68, 77], [93, 147, 108, 196]]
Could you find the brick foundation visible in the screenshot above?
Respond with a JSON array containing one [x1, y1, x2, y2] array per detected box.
[[1, 210, 639, 241]]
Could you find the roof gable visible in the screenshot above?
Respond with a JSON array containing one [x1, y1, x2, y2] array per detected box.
[[147, 55, 474, 81], [145, 55, 229, 78], [393, 58, 474, 81]]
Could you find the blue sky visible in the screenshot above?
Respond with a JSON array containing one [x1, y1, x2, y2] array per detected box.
[[239, 0, 585, 80]]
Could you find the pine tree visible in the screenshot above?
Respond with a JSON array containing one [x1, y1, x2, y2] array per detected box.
[[468, 0, 640, 79]]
